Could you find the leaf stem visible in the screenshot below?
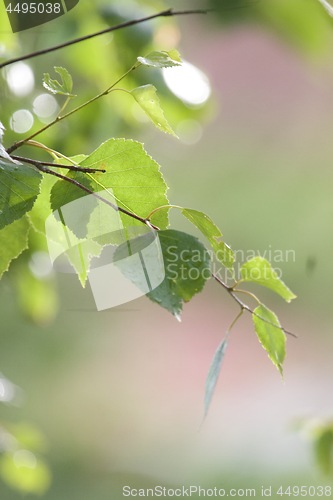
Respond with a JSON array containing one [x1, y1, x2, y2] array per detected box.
[[17, 158, 159, 230], [212, 273, 297, 338], [6, 65, 138, 154], [24, 140, 86, 167], [146, 204, 183, 220], [231, 288, 262, 305], [226, 308, 244, 336], [57, 96, 72, 118], [24, 140, 60, 158]]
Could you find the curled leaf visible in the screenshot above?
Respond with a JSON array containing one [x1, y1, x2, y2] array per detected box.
[[137, 50, 182, 68], [43, 67, 76, 97], [131, 85, 177, 136]]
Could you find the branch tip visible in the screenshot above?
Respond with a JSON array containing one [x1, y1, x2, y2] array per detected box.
[[0, 8, 209, 70]]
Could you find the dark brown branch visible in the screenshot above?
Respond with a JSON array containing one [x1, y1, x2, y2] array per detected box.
[[212, 273, 297, 338], [11, 155, 105, 173], [19, 158, 159, 230], [0, 9, 210, 70]]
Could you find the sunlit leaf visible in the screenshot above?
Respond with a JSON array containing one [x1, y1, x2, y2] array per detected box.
[[131, 85, 177, 136], [204, 337, 228, 417], [28, 175, 57, 234], [240, 257, 296, 302], [0, 160, 42, 230], [50, 140, 169, 285], [50, 172, 96, 239], [43, 66, 76, 97], [0, 217, 30, 278], [252, 304, 286, 376], [53, 154, 88, 167], [66, 240, 102, 287], [44, 207, 102, 287], [147, 229, 211, 318], [49, 155, 92, 226], [28, 156, 87, 235], [31, 173, 100, 287], [182, 208, 234, 268], [51, 139, 169, 230], [137, 50, 182, 68]]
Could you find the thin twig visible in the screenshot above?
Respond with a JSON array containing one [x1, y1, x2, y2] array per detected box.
[[6, 65, 136, 154], [11, 155, 105, 173], [0, 9, 210, 70], [212, 273, 297, 338], [19, 158, 159, 230], [232, 288, 261, 305], [11, 158, 297, 337]]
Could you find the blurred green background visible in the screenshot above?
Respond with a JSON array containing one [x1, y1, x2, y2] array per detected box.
[[1, 0, 333, 497]]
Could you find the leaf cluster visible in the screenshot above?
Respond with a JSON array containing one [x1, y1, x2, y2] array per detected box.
[[0, 24, 296, 428]]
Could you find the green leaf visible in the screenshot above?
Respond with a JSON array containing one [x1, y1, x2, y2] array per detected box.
[[28, 175, 57, 234], [147, 229, 211, 318], [51, 139, 169, 231], [49, 140, 169, 285], [50, 172, 97, 239], [0, 216, 30, 278], [137, 50, 182, 68], [66, 239, 102, 287], [0, 160, 42, 230], [29, 156, 87, 235], [53, 154, 88, 167], [131, 85, 177, 136], [30, 172, 101, 287], [252, 304, 286, 376], [314, 427, 333, 475], [204, 338, 228, 417], [240, 256, 296, 302], [43, 66, 76, 97], [182, 208, 234, 268], [44, 206, 102, 287], [0, 452, 51, 494], [50, 172, 93, 211]]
